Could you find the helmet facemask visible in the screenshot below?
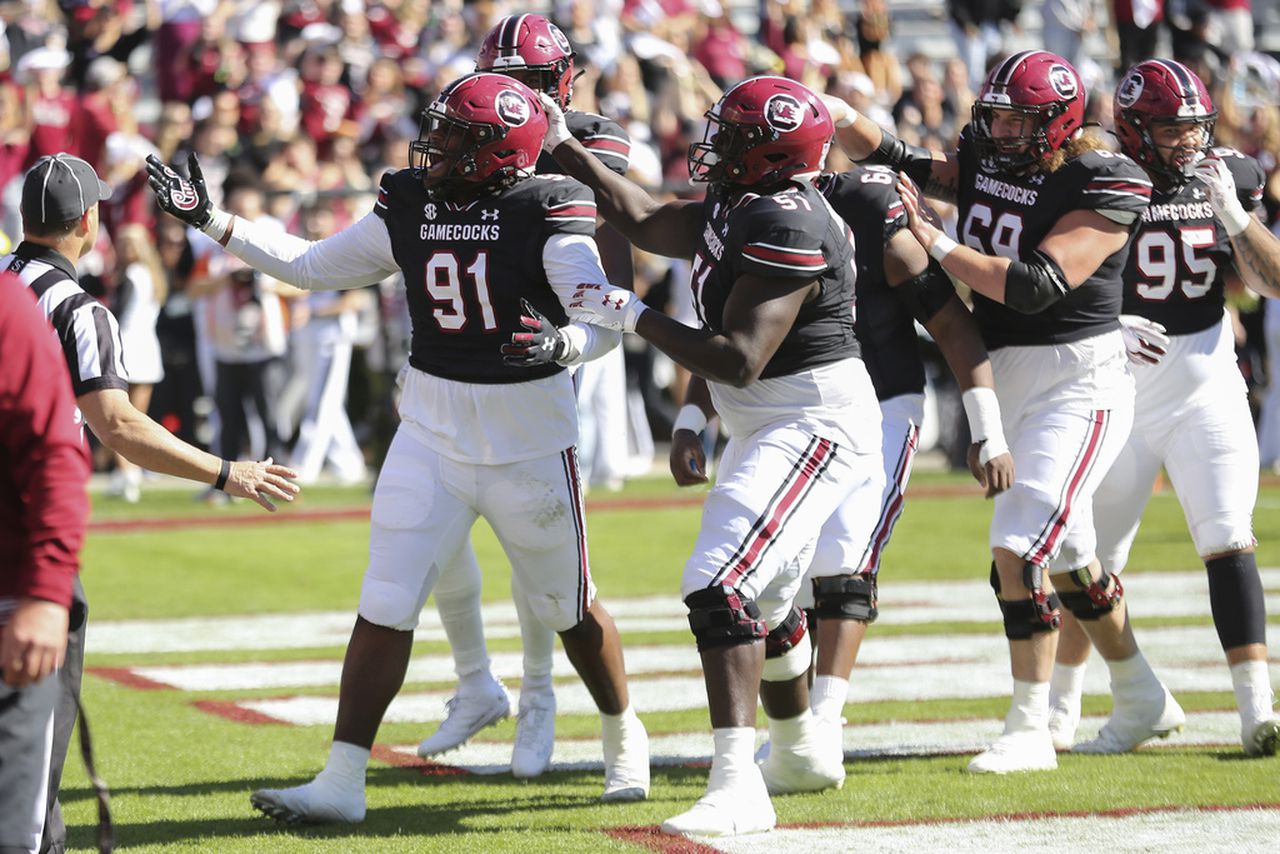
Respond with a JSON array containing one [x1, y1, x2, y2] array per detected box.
[[972, 102, 1060, 174], [410, 105, 512, 201], [1131, 113, 1217, 187]]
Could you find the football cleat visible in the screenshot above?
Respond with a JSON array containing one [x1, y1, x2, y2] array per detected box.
[[1244, 718, 1280, 757], [966, 729, 1058, 774], [661, 764, 775, 838], [600, 712, 650, 802], [759, 716, 845, 794], [250, 779, 366, 824], [1048, 694, 1082, 751], [511, 691, 556, 779], [417, 680, 512, 757], [1074, 685, 1185, 754]]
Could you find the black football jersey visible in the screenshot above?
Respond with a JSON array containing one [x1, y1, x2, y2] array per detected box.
[[818, 166, 924, 401], [373, 169, 595, 383], [691, 181, 859, 380], [956, 128, 1152, 349], [537, 111, 631, 177], [1122, 146, 1265, 335]]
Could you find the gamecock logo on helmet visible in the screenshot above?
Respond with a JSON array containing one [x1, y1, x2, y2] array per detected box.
[[1048, 65, 1078, 99], [495, 90, 529, 127], [550, 24, 572, 55], [764, 94, 804, 133], [1116, 71, 1144, 108]]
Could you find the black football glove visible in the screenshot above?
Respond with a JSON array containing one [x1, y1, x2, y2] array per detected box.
[[501, 299, 570, 367], [146, 152, 213, 229]]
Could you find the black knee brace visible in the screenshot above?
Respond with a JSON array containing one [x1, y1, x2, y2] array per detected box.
[[811, 573, 878, 623], [990, 561, 1061, 640], [685, 587, 767, 652], [1207, 552, 1267, 650], [765, 606, 808, 659], [1057, 566, 1123, 621]]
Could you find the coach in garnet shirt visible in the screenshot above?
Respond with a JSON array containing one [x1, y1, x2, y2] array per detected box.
[[0, 272, 91, 853]]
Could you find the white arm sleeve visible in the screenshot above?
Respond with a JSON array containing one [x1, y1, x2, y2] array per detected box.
[[543, 233, 622, 365], [223, 211, 399, 292]]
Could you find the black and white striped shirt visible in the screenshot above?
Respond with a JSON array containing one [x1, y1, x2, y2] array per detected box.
[[3, 242, 128, 397]]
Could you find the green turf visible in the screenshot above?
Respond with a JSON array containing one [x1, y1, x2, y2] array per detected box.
[[56, 473, 1280, 852]]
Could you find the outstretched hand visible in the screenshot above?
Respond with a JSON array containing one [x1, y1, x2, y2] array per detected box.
[[537, 92, 573, 152], [224, 458, 301, 512], [896, 176, 947, 254], [146, 152, 213, 229]]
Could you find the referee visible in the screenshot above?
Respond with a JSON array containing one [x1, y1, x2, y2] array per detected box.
[[4, 154, 301, 853]]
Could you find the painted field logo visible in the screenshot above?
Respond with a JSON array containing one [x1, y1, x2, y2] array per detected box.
[[1116, 71, 1144, 108], [764, 94, 804, 133], [496, 90, 529, 127], [1048, 64, 1079, 99]]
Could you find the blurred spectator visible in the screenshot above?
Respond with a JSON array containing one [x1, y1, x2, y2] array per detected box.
[[1113, 0, 1164, 77], [18, 46, 77, 166], [149, 216, 202, 446], [155, 0, 219, 103], [0, 80, 30, 193], [108, 223, 168, 502], [1042, 0, 1097, 70], [1203, 0, 1253, 54], [298, 43, 363, 159], [949, 0, 1017, 90], [847, 0, 901, 106], [692, 2, 746, 89]]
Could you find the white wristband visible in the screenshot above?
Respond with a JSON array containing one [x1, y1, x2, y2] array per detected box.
[[1219, 204, 1251, 239], [200, 208, 233, 241], [962, 386, 1008, 465], [929, 233, 958, 262], [672, 404, 708, 437]]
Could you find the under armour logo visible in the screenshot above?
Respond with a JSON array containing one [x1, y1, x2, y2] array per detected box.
[[424, 203, 437, 220], [603, 295, 625, 310], [1028, 174, 1045, 185], [1192, 188, 1205, 199], [481, 209, 499, 221]]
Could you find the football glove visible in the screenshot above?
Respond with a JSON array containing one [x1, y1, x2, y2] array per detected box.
[[1118, 314, 1170, 367], [1193, 155, 1251, 237], [502, 299, 571, 366], [567, 283, 648, 333], [146, 152, 212, 227], [537, 93, 573, 151]]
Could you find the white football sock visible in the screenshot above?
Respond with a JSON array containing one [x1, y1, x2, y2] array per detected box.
[[1050, 662, 1087, 707], [810, 675, 849, 720], [1105, 651, 1159, 693], [709, 726, 756, 788], [434, 550, 491, 678], [1231, 659, 1275, 728], [1006, 679, 1050, 733], [512, 577, 555, 695], [318, 741, 369, 788], [767, 709, 814, 752]]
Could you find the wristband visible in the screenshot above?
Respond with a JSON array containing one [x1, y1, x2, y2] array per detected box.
[[962, 387, 1008, 465], [1219, 204, 1251, 238], [200, 208, 234, 242], [929, 233, 958, 262], [672, 404, 708, 437], [214, 459, 231, 491]]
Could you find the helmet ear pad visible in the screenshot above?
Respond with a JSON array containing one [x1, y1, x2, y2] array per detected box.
[[687, 76, 833, 188]]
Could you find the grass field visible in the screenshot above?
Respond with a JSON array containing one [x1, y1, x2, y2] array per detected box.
[[60, 470, 1280, 852]]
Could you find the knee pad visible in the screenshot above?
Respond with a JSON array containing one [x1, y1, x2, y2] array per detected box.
[[811, 573, 878, 623], [359, 576, 422, 631], [522, 590, 581, 634], [1207, 552, 1267, 649], [762, 626, 812, 681], [1056, 566, 1123, 621], [764, 607, 808, 659], [684, 587, 767, 653], [989, 561, 1061, 641]]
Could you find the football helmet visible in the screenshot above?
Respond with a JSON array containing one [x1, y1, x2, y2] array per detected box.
[[477, 14, 576, 109], [688, 76, 833, 188], [971, 50, 1084, 173], [1114, 59, 1216, 186], [409, 73, 547, 200]]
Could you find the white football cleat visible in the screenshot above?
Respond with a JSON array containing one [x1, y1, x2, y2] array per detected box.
[[417, 680, 512, 757], [759, 717, 845, 795], [661, 765, 775, 838], [1244, 718, 1280, 757], [601, 712, 650, 802], [966, 729, 1058, 774], [1048, 695, 1081, 751], [250, 779, 366, 824], [1074, 685, 1185, 754], [511, 691, 556, 779]]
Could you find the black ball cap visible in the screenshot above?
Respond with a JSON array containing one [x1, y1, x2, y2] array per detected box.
[[21, 153, 112, 226]]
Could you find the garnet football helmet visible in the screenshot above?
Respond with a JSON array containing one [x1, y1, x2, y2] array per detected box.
[[971, 50, 1084, 173], [409, 73, 547, 200], [476, 14, 576, 110], [688, 76, 833, 188], [1113, 59, 1216, 186]]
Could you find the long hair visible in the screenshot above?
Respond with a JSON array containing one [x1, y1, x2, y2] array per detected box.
[[1042, 128, 1112, 174]]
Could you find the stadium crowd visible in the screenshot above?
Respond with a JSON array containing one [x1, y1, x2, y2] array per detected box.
[[0, 0, 1276, 492]]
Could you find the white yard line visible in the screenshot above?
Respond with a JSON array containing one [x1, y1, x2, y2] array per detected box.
[[380, 710, 1247, 775], [87, 570, 1280, 654]]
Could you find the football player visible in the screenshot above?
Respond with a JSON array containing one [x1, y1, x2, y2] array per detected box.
[[825, 50, 1175, 773], [673, 166, 1015, 752], [1047, 60, 1280, 757], [147, 73, 650, 823], [538, 76, 883, 837], [418, 13, 635, 780]]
